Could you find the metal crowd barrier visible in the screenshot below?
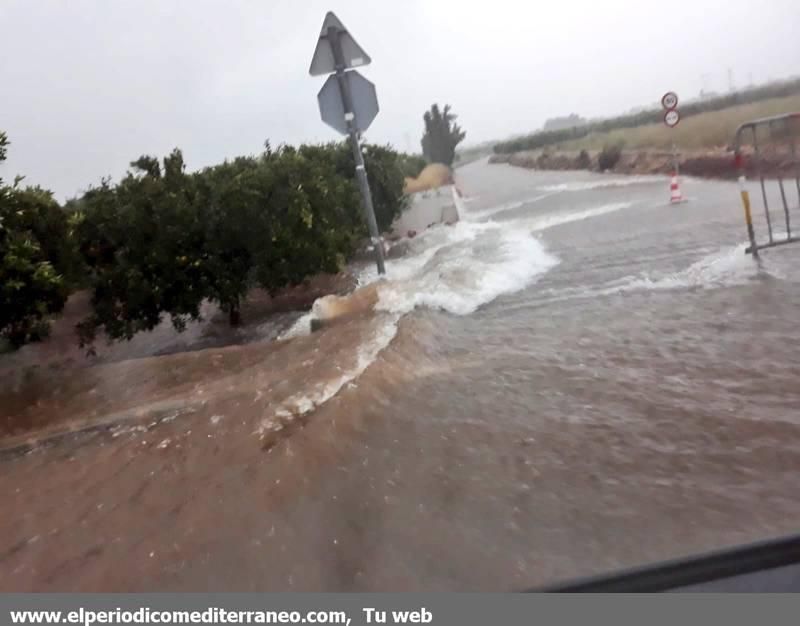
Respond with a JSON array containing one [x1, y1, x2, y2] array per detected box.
[[734, 113, 800, 258]]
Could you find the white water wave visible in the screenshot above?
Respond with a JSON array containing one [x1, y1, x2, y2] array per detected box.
[[280, 220, 555, 336], [466, 192, 559, 220], [280, 311, 316, 340], [374, 221, 558, 315], [535, 244, 764, 309], [525, 202, 634, 232], [259, 315, 399, 434], [609, 244, 755, 292], [537, 176, 663, 193], [284, 200, 635, 338], [275, 197, 640, 424]]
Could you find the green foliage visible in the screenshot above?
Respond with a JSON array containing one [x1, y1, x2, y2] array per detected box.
[[192, 155, 261, 326], [241, 144, 361, 293], [0, 137, 70, 347], [74, 150, 208, 343], [354, 144, 409, 232], [74, 141, 410, 343], [597, 144, 623, 171], [494, 78, 800, 154], [0, 131, 412, 347], [421, 104, 466, 166], [296, 142, 409, 233]]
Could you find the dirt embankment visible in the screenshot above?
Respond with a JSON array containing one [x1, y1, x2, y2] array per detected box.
[[490, 148, 799, 180]]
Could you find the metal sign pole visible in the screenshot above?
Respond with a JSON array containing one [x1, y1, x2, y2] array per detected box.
[[327, 26, 386, 275], [661, 93, 684, 204], [672, 141, 679, 177]]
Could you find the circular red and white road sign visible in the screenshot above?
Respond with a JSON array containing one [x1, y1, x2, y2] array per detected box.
[[664, 109, 681, 128], [662, 92, 679, 110]]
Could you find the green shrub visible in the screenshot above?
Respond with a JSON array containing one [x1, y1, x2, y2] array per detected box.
[[74, 150, 209, 343], [357, 144, 410, 231], [298, 142, 409, 232], [2, 133, 413, 347], [74, 141, 410, 343], [0, 132, 72, 348], [597, 144, 623, 171]]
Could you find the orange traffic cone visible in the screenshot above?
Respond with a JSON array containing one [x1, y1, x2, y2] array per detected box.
[[669, 172, 684, 204]]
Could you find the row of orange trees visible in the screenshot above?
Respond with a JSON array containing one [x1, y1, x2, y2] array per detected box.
[[1, 134, 418, 349]]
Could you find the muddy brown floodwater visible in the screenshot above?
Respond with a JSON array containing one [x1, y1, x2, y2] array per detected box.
[[2, 159, 800, 591]]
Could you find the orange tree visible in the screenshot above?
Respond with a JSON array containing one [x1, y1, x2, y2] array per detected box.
[[0, 132, 73, 347], [74, 149, 208, 343], [73, 140, 409, 343]]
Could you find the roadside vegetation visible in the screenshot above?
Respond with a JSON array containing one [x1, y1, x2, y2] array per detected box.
[[1, 135, 421, 350], [493, 79, 800, 154], [0, 132, 75, 348], [596, 145, 622, 171], [559, 94, 800, 152], [421, 104, 466, 166]]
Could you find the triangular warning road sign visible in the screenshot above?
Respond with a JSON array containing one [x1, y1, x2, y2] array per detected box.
[[309, 11, 372, 76]]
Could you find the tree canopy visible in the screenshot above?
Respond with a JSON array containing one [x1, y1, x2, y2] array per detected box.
[[0, 138, 407, 349], [0, 133, 72, 347], [421, 104, 466, 167]]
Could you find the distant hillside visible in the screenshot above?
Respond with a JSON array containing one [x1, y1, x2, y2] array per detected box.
[[542, 114, 587, 131], [558, 93, 800, 152], [494, 77, 800, 154]]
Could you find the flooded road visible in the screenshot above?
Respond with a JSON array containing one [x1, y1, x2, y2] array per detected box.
[[3, 159, 800, 590]]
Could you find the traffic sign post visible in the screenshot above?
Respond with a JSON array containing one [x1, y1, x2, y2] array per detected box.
[[309, 12, 371, 76], [662, 91, 685, 204], [310, 12, 385, 275], [318, 71, 378, 135], [664, 109, 681, 128], [661, 91, 679, 110]]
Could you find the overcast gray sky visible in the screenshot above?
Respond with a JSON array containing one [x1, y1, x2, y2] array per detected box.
[[1, 0, 798, 199]]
